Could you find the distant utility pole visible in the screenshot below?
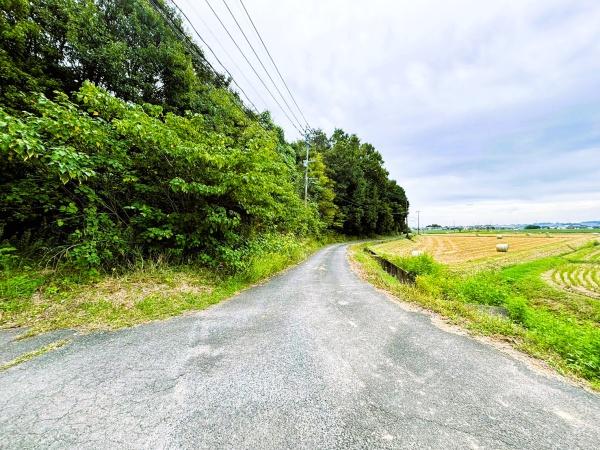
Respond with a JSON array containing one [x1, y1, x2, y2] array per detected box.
[[304, 131, 310, 205], [416, 210, 421, 235]]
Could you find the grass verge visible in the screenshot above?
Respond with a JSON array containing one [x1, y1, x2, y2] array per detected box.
[[1, 236, 333, 336], [350, 243, 600, 391]]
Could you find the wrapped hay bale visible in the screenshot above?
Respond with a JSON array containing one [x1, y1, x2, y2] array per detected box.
[[411, 250, 424, 257], [496, 243, 509, 252]]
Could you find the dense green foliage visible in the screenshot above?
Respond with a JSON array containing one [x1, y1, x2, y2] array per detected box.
[[295, 130, 408, 235], [1, 82, 319, 268], [0, 0, 408, 271], [0, 0, 224, 113]]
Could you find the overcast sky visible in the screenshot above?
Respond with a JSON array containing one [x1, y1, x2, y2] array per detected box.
[[179, 0, 600, 226]]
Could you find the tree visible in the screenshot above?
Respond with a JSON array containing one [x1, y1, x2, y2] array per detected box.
[[0, 0, 409, 271], [0, 0, 227, 114], [318, 129, 408, 235], [308, 152, 339, 228]]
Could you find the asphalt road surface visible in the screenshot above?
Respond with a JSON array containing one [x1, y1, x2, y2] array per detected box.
[[1, 244, 599, 449]]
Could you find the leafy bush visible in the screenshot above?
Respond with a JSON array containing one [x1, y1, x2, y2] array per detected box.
[[0, 83, 321, 269], [0, 0, 409, 274], [505, 296, 528, 323], [453, 272, 508, 306], [388, 253, 441, 276]]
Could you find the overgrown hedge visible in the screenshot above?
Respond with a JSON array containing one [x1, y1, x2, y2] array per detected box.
[[0, 82, 321, 268], [0, 0, 409, 272]]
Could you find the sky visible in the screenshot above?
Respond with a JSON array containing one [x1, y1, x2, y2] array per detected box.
[[178, 0, 600, 226]]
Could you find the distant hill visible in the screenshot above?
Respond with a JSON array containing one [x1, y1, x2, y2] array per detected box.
[[533, 221, 600, 229], [435, 221, 600, 230]]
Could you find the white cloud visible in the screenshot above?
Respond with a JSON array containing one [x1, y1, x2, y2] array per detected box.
[[415, 193, 600, 227], [180, 0, 600, 224]]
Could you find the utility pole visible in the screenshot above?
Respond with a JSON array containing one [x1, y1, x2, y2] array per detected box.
[[416, 210, 421, 235], [304, 130, 310, 205]]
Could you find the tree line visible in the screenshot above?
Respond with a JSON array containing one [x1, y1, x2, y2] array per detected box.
[[0, 0, 408, 270]]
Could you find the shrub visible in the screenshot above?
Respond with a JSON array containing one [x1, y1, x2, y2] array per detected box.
[[505, 296, 528, 324], [388, 253, 441, 276], [0, 246, 17, 271], [0, 83, 321, 269], [454, 272, 508, 306]]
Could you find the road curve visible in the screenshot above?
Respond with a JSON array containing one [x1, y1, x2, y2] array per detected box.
[[1, 244, 599, 449]]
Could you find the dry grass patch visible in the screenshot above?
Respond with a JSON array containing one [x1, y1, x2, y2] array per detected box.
[[0, 339, 70, 371], [1, 264, 223, 334], [71, 275, 212, 309], [2, 236, 331, 335]]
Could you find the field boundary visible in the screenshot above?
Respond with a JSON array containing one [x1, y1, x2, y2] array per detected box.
[[363, 248, 416, 284]]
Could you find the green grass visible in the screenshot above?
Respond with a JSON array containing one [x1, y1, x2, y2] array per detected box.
[[1, 236, 330, 336], [352, 242, 600, 390], [0, 273, 46, 313]]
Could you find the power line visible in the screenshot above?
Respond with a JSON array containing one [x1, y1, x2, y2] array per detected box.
[[219, 0, 305, 132], [155, 0, 259, 113], [184, 1, 270, 111], [237, 0, 310, 129], [149, 1, 220, 78], [160, 0, 260, 113], [201, 0, 304, 135]]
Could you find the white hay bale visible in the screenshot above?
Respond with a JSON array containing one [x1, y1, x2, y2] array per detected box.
[[496, 243, 509, 252], [496, 234, 503, 239], [411, 250, 424, 257]]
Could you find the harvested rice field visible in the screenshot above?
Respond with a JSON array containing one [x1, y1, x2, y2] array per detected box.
[[370, 233, 593, 268], [544, 264, 600, 299]]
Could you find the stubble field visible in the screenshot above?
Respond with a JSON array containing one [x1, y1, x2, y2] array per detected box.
[[371, 233, 594, 268]]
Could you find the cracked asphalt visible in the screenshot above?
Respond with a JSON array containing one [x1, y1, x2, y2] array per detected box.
[[1, 244, 599, 449]]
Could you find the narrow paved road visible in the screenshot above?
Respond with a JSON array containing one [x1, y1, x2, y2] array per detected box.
[[1, 245, 599, 449]]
